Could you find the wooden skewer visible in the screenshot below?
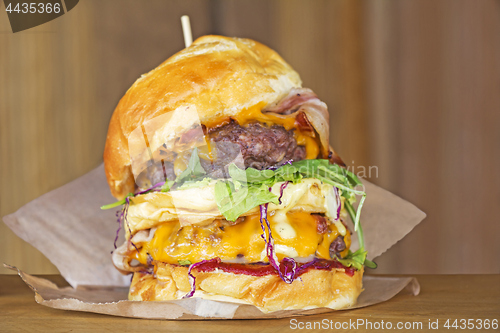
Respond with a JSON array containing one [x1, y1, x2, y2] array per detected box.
[[181, 15, 193, 48]]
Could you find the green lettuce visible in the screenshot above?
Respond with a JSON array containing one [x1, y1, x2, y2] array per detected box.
[[214, 181, 279, 222], [178, 259, 192, 266], [100, 192, 134, 210], [174, 147, 206, 185], [336, 249, 377, 270], [178, 177, 213, 190]]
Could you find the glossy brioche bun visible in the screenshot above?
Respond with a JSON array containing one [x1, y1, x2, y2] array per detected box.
[[104, 35, 306, 199], [129, 262, 363, 313]]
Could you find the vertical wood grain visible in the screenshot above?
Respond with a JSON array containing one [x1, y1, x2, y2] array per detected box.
[[364, 0, 500, 274], [0, 1, 97, 274], [273, 0, 370, 168], [363, 1, 399, 190]]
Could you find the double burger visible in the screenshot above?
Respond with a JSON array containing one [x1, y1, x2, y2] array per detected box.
[[102, 35, 374, 312]]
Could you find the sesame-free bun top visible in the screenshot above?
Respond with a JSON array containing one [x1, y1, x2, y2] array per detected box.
[[104, 35, 328, 199]]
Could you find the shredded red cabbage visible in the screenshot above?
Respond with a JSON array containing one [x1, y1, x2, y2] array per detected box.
[[111, 181, 165, 252], [112, 197, 131, 250], [183, 257, 221, 298], [278, 181, 290, 205], [134, 181, 165, 195], [121, 197, 139, 252], [138, 268, 154, 275], [112, 210, 122, 250], [334, 187, 341, 220], [295, 257, 319, 275], [259, 203, 297, 284], [112, 182, 166, 253], [111, 180, 167, 252], [280, 257, 297, 282], [267, 159, 293, 171]]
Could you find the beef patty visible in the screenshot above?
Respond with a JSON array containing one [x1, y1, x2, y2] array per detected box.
[[205, 121, 305, 173]]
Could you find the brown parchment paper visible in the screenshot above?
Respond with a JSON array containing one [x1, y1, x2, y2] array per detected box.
[[5, 264, 420, 319], [2, 164, 426, 319]]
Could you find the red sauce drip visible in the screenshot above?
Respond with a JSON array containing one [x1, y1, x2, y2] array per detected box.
[[193, 259, 356, 278]]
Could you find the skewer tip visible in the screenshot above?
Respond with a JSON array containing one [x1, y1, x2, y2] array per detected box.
[[181, 15, 193, 48]]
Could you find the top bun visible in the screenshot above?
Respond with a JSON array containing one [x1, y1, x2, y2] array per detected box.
[[104, 36, 320, 199]]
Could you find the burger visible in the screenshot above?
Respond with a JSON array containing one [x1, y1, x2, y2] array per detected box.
[[102, 35, 375, 313]]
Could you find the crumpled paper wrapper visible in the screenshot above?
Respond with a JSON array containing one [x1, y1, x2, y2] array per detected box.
[[3, 164, 425, 319], [4, 263, 420, 319]]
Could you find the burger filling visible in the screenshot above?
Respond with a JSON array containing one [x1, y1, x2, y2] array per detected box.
[[139, 120, 314, 188], [116, 211, 351, 273]]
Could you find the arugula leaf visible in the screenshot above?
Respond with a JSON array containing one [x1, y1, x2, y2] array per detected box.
[[100, 193, 134, 210], [344, 199, 366, 247], [273, 165, 302, 183], [174, 147, 206, 185], [343, 167, 363, 187], [214, 181, 279, 221], [178, 259, 192, 266], [364, 258, 378, 269], [336, 250, 365, 270], [336, 249, 377, 270], [228, 163, 276, 183], [161, 180, 174, 192], [178, 177, 212, 190]]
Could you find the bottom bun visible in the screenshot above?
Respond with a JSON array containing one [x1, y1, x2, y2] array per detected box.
[[129, 262, 363, 313]]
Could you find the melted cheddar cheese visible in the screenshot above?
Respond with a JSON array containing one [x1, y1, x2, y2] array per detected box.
[[133, 211, 351, 265], [233, 102, 297, 130]]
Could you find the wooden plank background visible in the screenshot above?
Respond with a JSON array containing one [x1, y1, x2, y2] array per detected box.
[[1, 0, 499, 275]]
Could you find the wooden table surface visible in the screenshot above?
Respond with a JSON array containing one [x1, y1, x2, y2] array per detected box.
[[1, 274, 498, 332]]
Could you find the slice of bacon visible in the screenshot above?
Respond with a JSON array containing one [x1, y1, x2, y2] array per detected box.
[[264, 88, 319, 115], [264, 87, 343, 163]]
